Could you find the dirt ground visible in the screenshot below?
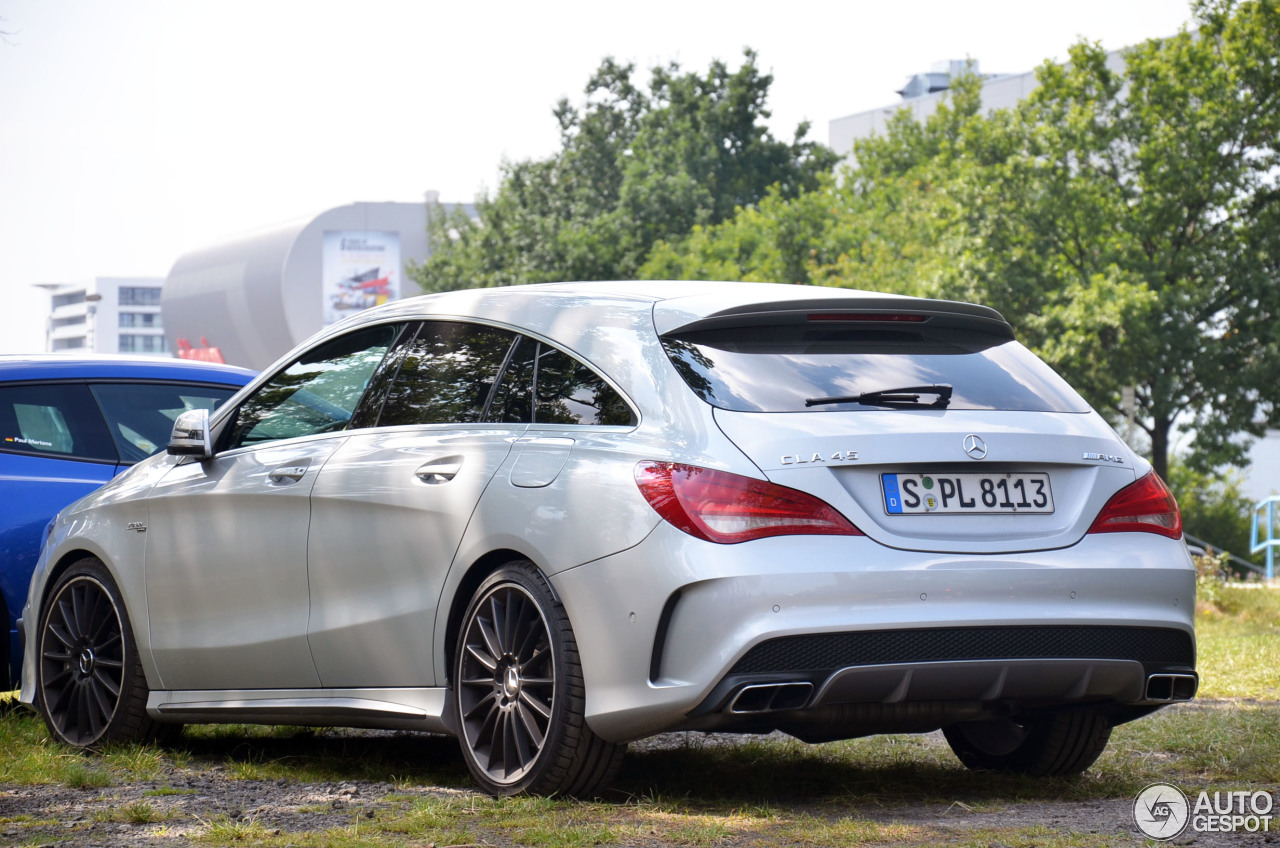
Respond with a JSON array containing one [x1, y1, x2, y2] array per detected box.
[[2, 718, 1276, 847]]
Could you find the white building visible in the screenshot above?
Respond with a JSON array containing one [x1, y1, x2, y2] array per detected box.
[[38, 277, 167, 356]]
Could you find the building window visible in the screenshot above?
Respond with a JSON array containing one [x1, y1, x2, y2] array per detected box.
[[52, 337, 86, 351], [51, 316, 86, 329], [118, 287, 162, 307], [118, 334, 167, 353], [51, 292, 86, 308], [119, 312, 161, 328]]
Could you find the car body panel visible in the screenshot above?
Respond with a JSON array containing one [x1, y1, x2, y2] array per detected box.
[[306, 425, 523, 687], [143, 438, 342, 690]]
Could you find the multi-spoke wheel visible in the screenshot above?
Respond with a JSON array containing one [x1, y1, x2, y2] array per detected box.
[[943, 710, 1112, 776], [454, 561, 622, 797], [37, 558, 171, 748]]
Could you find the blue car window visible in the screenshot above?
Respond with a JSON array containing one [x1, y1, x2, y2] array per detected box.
[[0, 383, 116, 463], [89, 382, 242, 465]]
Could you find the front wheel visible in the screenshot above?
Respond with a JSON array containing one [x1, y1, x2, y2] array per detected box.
[[453, 561, 623, 796], [36, 558, 173, 748], [943, 710, 1112, 776]]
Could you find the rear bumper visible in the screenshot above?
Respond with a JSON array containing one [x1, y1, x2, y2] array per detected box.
[[550, 526, 1196, 743]]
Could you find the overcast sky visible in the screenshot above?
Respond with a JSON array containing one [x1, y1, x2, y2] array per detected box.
[[0, 0, 1195, 355]]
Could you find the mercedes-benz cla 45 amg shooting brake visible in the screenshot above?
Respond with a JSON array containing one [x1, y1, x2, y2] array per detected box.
[[20, 282, 1196, 796]]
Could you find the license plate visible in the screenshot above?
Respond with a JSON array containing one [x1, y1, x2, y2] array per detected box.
[[882, 472, 1053, 515]]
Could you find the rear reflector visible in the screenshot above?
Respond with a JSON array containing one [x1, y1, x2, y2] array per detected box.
[[635, 462, 863, 544], [1087, 472, 1182, 540]]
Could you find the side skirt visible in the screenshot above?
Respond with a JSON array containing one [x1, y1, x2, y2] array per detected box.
[[147, 687, 451, 733]]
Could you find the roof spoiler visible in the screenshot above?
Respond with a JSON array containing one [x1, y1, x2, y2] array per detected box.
[[657, 296, 1015, 340]]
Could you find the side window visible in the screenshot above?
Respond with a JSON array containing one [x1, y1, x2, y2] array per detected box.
[[89, 382, 241, 464], [226, 324, 399, 449], [0, 383, 117, 462], [376, 321, 518, 426], [490, 337, 635, 426]]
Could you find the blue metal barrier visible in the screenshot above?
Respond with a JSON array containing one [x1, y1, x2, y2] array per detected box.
[[1251, 497, 1280, 580]]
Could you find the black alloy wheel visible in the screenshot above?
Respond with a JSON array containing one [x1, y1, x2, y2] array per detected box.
[[37, 558, 169, 748], [454, 561, 622, 796]]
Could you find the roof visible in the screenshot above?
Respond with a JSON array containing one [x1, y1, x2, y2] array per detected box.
[[0, 354, 257, 384]]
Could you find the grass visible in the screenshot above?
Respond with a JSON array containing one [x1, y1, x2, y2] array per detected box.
[[1, 585, 1277, 846]]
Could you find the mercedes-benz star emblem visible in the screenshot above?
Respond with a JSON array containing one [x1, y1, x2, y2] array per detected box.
[[963, 434, 988, 460]]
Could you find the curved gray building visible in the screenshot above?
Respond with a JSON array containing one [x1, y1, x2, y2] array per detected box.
[[163, 199, 470, 370]]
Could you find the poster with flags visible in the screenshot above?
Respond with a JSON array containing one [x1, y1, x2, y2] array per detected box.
[[322, 231, 400, 326]]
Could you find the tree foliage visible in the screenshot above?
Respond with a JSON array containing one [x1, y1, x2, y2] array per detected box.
[[646, 0, 1280, 480], [411, 50, 838, 292]]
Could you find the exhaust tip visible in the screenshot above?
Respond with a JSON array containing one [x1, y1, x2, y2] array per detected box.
[[729, 682, 813, 714], [1145, 673, 1197, 702]]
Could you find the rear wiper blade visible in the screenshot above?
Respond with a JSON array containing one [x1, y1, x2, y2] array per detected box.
[[805, 384, 953, 409]]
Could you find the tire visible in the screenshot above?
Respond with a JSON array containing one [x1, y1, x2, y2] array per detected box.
[[943, 710, 1112, 776], [36, 558, 174, 748], [453, 561, 623, 797]]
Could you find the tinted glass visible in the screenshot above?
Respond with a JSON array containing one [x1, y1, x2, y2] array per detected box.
[[663, 325, 1089, 413], [376, 322, 517, 426], [490, 337, 635, 426], [89, 382, 240, 464], [0, 383, 116, 462], [227, 324, 399, 448]]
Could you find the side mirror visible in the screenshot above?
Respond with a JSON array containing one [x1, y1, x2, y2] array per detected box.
[[168, 408, 213, 458]]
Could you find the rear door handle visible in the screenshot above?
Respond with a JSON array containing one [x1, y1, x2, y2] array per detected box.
[[415, 459, 461, 484]]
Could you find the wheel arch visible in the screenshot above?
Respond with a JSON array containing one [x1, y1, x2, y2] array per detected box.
[[441, 548, 560, 689]]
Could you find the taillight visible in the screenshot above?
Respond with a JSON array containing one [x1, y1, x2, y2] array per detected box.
[[1087, 472, 1182, 540], [634, 462, 863, 544]]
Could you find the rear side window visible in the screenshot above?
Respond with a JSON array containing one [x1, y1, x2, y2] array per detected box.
[[0, 383, 116, 462], [662, 324, 1089, 413], [490, 337, 636, 426], [89, 382, 240, 464]]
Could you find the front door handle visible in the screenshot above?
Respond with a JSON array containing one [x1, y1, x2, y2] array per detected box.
[[415, 459, 461, 484], [268, 465, 308, 484]]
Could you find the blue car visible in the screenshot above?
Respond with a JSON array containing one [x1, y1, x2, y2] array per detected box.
[[0, 355, 254, 688]]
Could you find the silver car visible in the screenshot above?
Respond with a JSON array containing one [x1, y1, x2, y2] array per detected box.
[[20, 281, 1196, 796]]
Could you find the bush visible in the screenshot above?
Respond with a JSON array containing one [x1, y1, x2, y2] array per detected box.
[[1167, 463, 1257, 569]]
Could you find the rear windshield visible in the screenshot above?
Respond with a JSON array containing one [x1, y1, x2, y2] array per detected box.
[[662, 325, 1089, 413]]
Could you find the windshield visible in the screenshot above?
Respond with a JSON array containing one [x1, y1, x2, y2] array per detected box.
[[661, 325, 1089, 413]]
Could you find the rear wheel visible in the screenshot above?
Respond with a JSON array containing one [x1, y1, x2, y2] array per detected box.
[[454, 561, 623, 796], [36, 558, 173, 747], [943, 710, 1112, 776]]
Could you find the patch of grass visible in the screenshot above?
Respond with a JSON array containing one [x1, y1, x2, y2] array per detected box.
[[144, 784, 198, 796], [1195, 586, 1280, 699], [91, 799, 167, 824]]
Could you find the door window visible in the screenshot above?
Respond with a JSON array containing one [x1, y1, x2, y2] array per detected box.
[[375, 322, 518, 426], [225, 324, 401, 449]]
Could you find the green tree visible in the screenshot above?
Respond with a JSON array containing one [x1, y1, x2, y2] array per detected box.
[[412, 50, 838, 293], [644, 0, 1280, 481]]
